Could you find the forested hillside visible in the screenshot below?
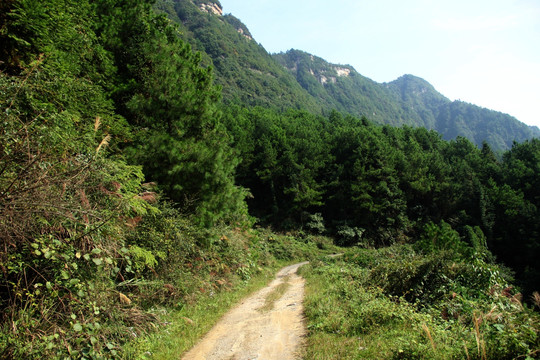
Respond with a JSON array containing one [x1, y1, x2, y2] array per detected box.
[[275, 50, 540, 151], [154, 0, 323, 112], [222, 106, 540, 295], [0, 0, 255, 357], [1, 0, 539, 359], [155, 0, 539, 151]]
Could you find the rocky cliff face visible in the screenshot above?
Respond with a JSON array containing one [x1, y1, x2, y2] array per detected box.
[[335, 67, 351, 77], [199, 1, 222, 16], [236, 27, 252, 40]]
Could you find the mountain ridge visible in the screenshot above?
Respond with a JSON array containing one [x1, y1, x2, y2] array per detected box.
[[158, 0, 540, 150], [155, 0, 324, 112], [275, 49, 540, 150]]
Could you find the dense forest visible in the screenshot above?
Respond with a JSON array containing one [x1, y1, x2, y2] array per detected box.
[[222, 106, 540, 295], [0, 0, 538, 358]]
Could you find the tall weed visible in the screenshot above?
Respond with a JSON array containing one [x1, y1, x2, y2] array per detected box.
[[302, 245, 540, 359]]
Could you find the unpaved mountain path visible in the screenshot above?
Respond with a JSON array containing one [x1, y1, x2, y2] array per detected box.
[[182, 262, 309, 360]]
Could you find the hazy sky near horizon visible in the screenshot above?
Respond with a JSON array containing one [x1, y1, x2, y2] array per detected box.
[[219, 0, 540, 128]]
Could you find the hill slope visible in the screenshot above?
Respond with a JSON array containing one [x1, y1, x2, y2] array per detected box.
[[387, 74, 540, 150], [155, 0, 323, 112], [157, 0, 540, 150], [276, 50, 540, 150]]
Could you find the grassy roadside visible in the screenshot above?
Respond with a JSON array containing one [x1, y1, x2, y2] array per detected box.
[[123, 231, 339, 359], [123, 261, 286, 359], [299, 245, 540, 359]]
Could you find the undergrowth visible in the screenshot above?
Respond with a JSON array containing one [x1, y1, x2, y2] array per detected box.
[[300, 244, 540, 359]]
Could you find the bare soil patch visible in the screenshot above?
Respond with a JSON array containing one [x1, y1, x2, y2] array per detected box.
[[181, 262, 309, 360]]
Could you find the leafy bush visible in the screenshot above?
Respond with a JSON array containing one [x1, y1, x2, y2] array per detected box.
[[302, 245, 540, 359], [306, 212, 326, 234], [336, 225, 366, 246], [415, 221, 469, 257]]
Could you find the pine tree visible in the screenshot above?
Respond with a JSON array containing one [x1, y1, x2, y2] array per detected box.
[[115, 9, 246, 225]]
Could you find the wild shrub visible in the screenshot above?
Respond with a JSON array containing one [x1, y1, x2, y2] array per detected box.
[[305, 212, 326, 234], [0, 115, 151, 358], [0, 35, 155, 357], [302, 246, 539, 359]]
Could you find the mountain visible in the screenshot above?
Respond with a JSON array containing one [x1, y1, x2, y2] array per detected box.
[[154, 0, 323, 112], [273, 50, 401, 125], [387, 74, 540, 150], [276, 50, 540, 150], [157, 0, 540, 150]]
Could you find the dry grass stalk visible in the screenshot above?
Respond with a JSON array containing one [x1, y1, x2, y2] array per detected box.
[[94, 116, 101, 132], [422, 323, 436, 351], [463, 341, 471, 360], [473, 313, 487, 360], [511, 293, 524, 310], [532, 292, 540, 309], [96, 134, 111, 155], [485, 305, 502, 322]]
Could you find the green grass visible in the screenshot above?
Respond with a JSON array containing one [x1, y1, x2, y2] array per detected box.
[[301, 262, 445, 359], [258, 275, 291, 312], [300, 246, 540, 360]]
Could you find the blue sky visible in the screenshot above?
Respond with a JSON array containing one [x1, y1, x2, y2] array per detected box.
[[219, 0, 540, 128]]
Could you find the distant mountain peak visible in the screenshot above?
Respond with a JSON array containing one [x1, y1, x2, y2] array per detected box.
[[389, 74, 439, 91], [387, 74, 448, 102]]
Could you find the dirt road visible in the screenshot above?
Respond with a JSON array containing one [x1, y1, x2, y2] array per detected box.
[[181, 262, 309, 360]]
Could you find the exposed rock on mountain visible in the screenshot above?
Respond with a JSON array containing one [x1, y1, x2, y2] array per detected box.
[[197, 1, 222, 15]]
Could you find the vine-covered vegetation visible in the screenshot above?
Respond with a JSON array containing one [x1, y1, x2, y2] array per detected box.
[[0, 0, 539, 359]]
